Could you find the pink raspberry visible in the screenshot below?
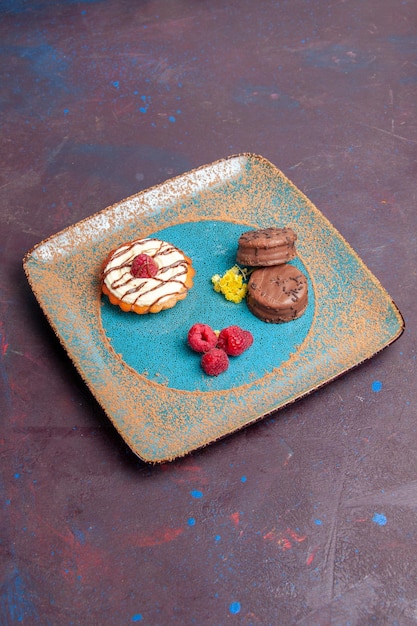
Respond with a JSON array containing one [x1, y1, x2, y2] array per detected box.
[[216, 325, 253, 356], [201, 348, 229, 376], [131, 253, 158, 278], [187, 323, 218, 353]]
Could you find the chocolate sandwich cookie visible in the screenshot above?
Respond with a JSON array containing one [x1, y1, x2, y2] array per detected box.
[[236, 227, 297, 267], [247, 263, 308, 323]]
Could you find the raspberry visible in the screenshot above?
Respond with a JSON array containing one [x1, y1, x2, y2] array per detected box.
[[187, 323, 218, 353], [216, 325, 253, 356], [131, 253, 158, 278], [201, 348, 229, 376]]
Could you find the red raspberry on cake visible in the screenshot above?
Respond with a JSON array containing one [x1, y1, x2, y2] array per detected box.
[[130, 253, 158, 278], [201, 348, 229, 376], [217, 325, 253, 356], [187, 323, 218, 353]]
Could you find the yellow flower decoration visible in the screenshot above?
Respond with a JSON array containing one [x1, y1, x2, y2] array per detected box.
[[211, 265, 249, 304]]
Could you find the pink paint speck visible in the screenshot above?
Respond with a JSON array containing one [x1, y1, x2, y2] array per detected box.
[[0, 322, 8, 356], [306, 545, 320, 566], [132, 527, 184, 547], [230, 512, 240, 527]]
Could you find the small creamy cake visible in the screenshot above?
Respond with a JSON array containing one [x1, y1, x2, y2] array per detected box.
[[247, 263, 308, 323], [100, 238, 194, 314], [236, 227, 297, 267]]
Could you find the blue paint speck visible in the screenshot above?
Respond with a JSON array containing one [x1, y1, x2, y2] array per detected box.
[[168, 115, 176, 123], [14, 473, 20, 479], [5, 568, 38, 622], [73, 529, 86, 545], [372, 380, 382, 392], [314, 519, 322, 525], [241, 476, 247, 483], [187, 517, 196, 526], [372, 513, 387, 526], [229, 601, 241, 615], [132, 615, 143, 622], [112, 81, 120, 89], [215, 535, 221, 542], [139, 96, 150, 113], [63, 109, 69, 116], [190, 490, 203, 499]]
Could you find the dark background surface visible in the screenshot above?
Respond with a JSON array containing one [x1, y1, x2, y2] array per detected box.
[[1, 1, 416, 624]]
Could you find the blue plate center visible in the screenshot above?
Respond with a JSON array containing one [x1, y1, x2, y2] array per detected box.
[[100, 220, 314, 391]]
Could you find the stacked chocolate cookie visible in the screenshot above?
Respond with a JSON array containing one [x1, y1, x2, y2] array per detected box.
[[236, 227, 308, 323]]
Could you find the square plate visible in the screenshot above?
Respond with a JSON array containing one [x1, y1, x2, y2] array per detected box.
[[24, 154, 404, 462]]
